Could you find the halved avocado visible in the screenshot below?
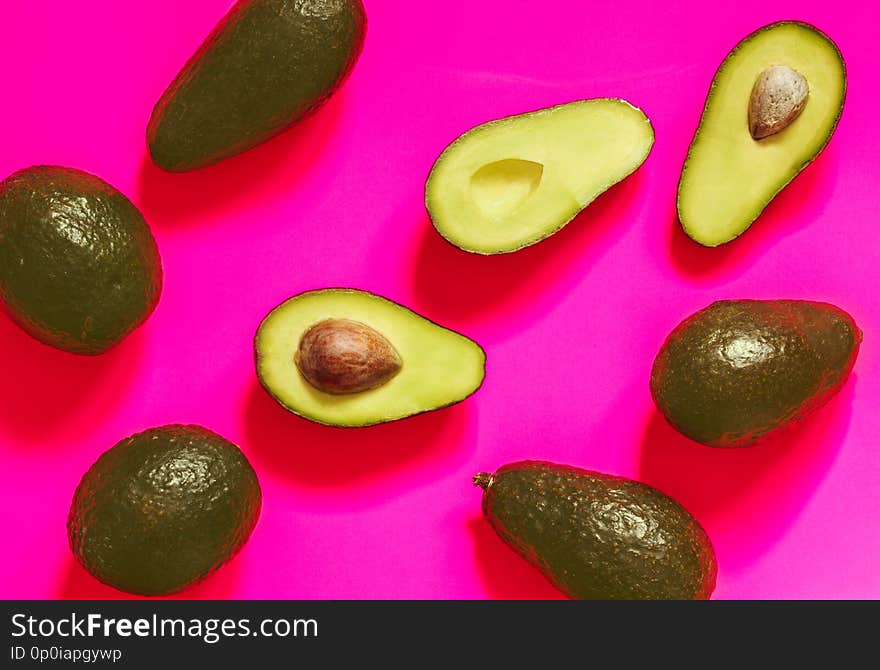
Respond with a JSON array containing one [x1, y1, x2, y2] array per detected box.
[[425, 99, 654, 254], [254, 289, 486, 426], [678, 22, 846, 247]]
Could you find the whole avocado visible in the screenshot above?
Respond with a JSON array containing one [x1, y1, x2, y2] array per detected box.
[[68, 425, 261, 596], [475, 461, 717, 600], [0, 166, 162, 355], [651, 300, 861, 447], [147, 0, 367, 172]]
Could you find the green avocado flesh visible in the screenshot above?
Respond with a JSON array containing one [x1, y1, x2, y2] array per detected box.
[[476, 461, 717, 600], [678, 22, 846, 247], [651, 300, 861, 447], [425, 99, 654, 254], [0, 166, 162, 355], [147, 0, 367, 172], [255, 289, 486, 426], [68, 425, 261, 596]]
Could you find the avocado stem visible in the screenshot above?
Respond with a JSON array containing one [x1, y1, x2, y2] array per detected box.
[[472, 473, 494, 489]]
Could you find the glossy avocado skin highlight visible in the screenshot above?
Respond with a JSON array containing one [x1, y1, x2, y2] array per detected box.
[[0, 166, 162, 355], [148, 0, 367, 172], [651, 300, 861, 447], [476, 462, 717, 600], [68, 425, 261, 596]]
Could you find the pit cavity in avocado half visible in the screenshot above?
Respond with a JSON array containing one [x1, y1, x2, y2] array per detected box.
[[425, 98, 654, 254], [255, 289, 486, 427], [677, 21, 846, 247]]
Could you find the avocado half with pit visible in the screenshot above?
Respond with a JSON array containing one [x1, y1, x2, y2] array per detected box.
[[677, 21, 846, 247], [255, 289, 486, 426], [425, 99, 654, 254]]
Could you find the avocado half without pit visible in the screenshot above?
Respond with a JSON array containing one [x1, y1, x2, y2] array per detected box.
[[426, 98, 654, 254], [68, 425, 261, 596], [475, 461, 717, 600], [651, 300, 861, 447], [678, 21, 846, 247], [0, 166, 162, 355], [147, 0, 367, 172], [255, 289, 486, 426]]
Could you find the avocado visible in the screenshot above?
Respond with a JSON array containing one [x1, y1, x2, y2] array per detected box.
[[68, 425, 261, 596], [651, 300, 861, 447], [474, 461, 717, 600], [147, 0, 367, 172], [425, 98, 654, 254], [255, 288, 486, 426], [677, 22, 846, 247], [0, 166, 162, 355]]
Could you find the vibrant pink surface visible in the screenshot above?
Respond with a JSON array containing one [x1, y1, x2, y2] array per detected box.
[[0, 0, 878, 600]]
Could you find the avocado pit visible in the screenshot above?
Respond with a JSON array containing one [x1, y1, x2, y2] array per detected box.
[[295, 318, 402, 394], [748, 65, 809, 140]]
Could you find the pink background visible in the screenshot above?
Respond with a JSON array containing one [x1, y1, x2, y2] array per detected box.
[[0, 0, 878, 600]]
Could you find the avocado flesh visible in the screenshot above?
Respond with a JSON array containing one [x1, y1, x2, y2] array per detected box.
[[651, 300, 861, 447], [426, 99, 654, 254], [0, 166, 162, 355], [255, 289, 486, 426], [476, 461, 717, 600], [678, 22, 846, 247], [148, 0, 367, 172], [68, 425, 261, 596]]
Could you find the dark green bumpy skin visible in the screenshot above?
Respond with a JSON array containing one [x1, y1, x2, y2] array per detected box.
[[147, 0, 367, 172], [476, 462, 716, 600], [651, 300, 861, 447], [68, 425, 262, 596], [0, 166, 162, 355]]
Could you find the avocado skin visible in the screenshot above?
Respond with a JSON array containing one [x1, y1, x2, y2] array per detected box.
[[0, 166, 162, 355], [477, 461, 716, 600], [651, 300, 861, 447], [147, 0, 367, 172], [68, 425, 261, 596]]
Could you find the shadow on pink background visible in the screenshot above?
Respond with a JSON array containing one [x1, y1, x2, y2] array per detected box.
[[0, 312, 145, 447], [136, 89, 351, 230], [243, 382, 477, 505], [639, 379, 855, 570], [57, 556, 241, 601], [667, 144, 840, 283], [0, 0, 878, 599], [409, 169, 649, 341]]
